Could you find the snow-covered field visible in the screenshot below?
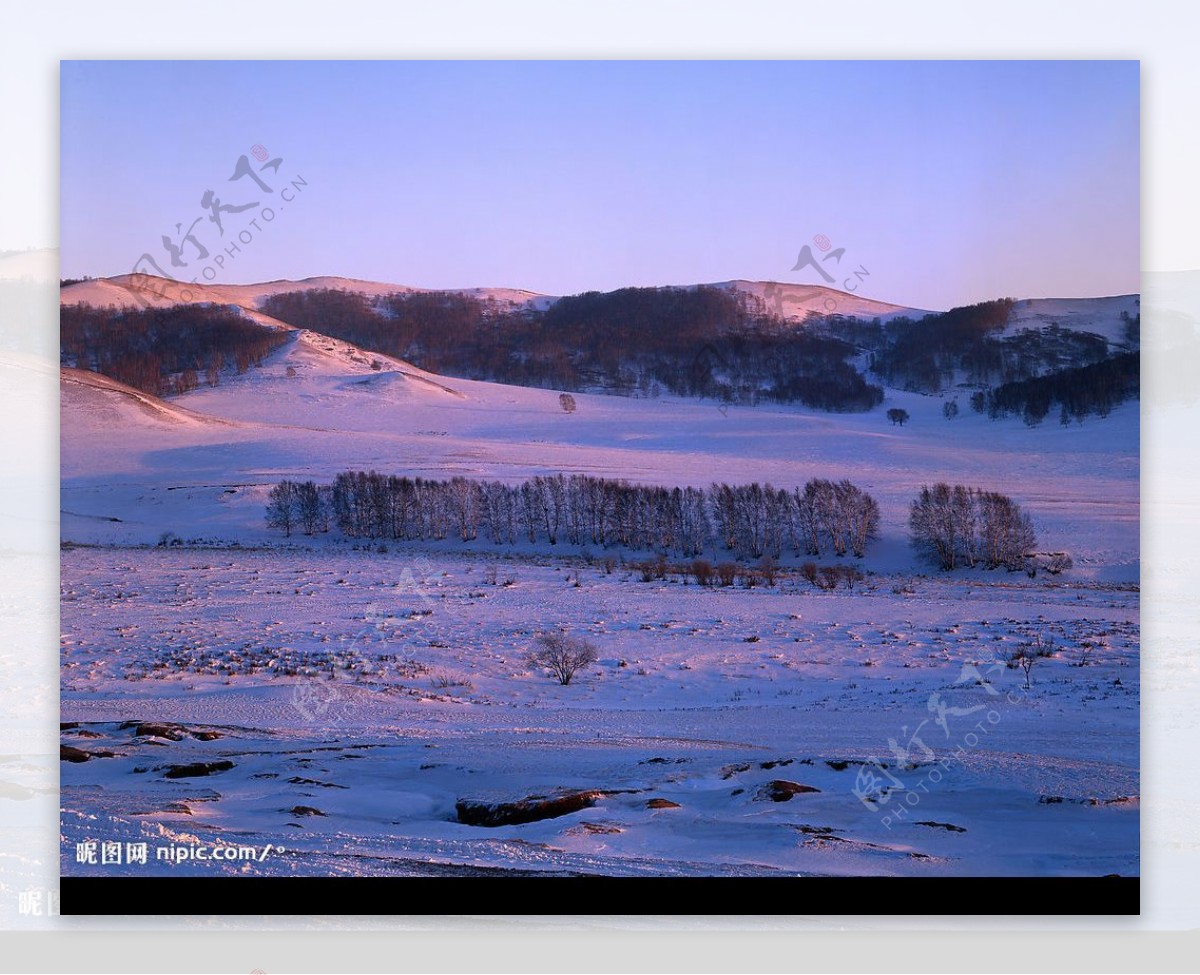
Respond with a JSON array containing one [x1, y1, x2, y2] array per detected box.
[[61, 547, 1138, 878], [59, 284, 1139, 878]]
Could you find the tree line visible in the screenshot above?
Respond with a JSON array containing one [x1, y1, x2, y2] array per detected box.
[[834, 300, 1124, 398], [266, 471, 880, 560], [269, 472, 1042, 575], [864, 299, 1016, 393], [60, 302, 288, 397], [260, 286, 884, 411], [972, 351, 1139, 426]]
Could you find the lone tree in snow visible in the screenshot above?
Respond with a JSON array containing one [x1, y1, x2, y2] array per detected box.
[[887, 407, 910, 426], [558, 392, 577, 414], [527, 631, 598, 686], [943, 400, 959, 420], [1009, 635, 1054, 690]]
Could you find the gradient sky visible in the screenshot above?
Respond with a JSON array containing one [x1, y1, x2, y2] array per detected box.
[[60, 60, 1139, 310]]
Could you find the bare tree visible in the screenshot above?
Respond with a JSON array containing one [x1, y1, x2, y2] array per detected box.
[[527, 632, 599, 686], [1009, 635, 1054, 689], [910, 483, 1036, 571], [887, 407, 910, 426], [296, 480, 325, 535], [265, 480, 298, 537], [558, 392, 577, 414]]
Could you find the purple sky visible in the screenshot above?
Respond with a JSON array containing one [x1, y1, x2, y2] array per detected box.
[[60, 60, 1139, 310]]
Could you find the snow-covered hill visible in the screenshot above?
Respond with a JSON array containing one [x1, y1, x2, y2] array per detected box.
[[1005, 295, 1140, 345], [60, 272, 926, 324], [59, 273, 555, 315], [717, 279, 928, 322], [60, 314, 1138, 581]]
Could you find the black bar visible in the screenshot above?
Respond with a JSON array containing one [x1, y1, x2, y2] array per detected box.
[[60, 876, 1139, 917]]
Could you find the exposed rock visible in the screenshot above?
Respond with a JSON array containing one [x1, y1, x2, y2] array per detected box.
[[134, 722, 187, 741], [573, 821, 622, 834], [1039, 794, 1138, 807], [456, 789, 602, 827], [825, 759, 871, 771], [754, 779, 820, 802], [1091, 795, 1139, 807], [760, 758, 794, 770], [60, 744, 115, 762], [121, 721, 223, 741], [916, 820, 967, 832], [289, 805, 327, 817], [163, 760, 234, 779], [646, 798, 681, 810], [794, 824, 842, 836]]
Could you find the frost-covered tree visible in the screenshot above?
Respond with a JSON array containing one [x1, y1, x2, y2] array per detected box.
[[910, 483, 1035, 571], [295, 480, 325, 535]]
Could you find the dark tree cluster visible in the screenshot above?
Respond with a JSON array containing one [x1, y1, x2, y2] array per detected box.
[[996, 324, 1110, 381], [267, 471, 880, 561], [678, 332, 883, 411], [60, 302, 288, 397], [867, 300, 1016, 392], [909, 483, 1036, 571], [260, 286, 884, 411], [261, 288, 492, 377], [1120, 309, 1140, 347], [976, 351, 1140, 426], [828, 298, 1135, 418]]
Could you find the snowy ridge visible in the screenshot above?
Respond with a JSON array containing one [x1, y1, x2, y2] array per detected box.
[[61, 367, 237, 429], [59, 273, 556, 315], [716, 279, 930, 322], [1006, 295, 1140, 345]]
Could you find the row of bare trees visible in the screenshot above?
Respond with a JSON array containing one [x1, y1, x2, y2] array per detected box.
[[266, 471, 881, 560]]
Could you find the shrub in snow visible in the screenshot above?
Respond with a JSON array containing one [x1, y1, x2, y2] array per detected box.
[[527, 631, 599, 686]]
